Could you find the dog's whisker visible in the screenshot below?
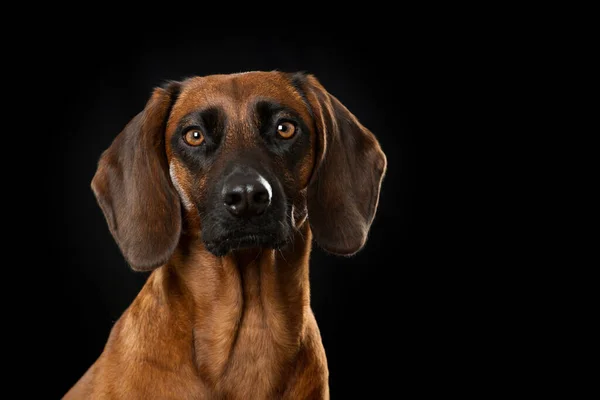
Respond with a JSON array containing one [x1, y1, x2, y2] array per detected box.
[[252, 248, 262, 263], [278, 249, 289, 266]]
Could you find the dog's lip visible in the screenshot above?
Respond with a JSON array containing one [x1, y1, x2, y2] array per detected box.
[[212, 233, 278, 245], [204, 232, 285, 249]]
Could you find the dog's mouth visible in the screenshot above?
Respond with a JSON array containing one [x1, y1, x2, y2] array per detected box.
[[203, 232, 287, 257]]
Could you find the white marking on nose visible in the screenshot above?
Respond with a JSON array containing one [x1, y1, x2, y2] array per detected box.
[[169, 164, 194, 211], [256, 174, 272, 200]]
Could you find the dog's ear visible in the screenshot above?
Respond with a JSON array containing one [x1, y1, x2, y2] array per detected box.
[[298, 74, 387, 255], [91, 82, 182, 271]]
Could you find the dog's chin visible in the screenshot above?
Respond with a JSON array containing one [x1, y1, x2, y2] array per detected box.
[[203, 233, 287, 257]]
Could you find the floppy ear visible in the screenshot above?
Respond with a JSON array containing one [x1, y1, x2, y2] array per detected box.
[[300, 74, 387, 255], [91, 82, 182, 271]]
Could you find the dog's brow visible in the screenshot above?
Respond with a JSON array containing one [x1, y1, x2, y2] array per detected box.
[[178, 107, 226, 135], [254, 100, 301, 127]]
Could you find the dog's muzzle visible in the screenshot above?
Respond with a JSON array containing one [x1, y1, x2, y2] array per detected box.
[[202, 167, 289, 256]]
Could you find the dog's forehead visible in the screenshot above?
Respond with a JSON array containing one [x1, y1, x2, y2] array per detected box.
[[167, 72, 308, 131]]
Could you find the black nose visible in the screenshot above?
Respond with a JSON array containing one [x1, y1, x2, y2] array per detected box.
[[222, 172, 272, 217]]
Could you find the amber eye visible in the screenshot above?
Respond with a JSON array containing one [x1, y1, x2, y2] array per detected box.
[[277, 122, 296, 139], [183, 129, 204, 146]]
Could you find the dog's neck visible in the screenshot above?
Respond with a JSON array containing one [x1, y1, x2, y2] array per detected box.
[[162, 221, 313, 386]]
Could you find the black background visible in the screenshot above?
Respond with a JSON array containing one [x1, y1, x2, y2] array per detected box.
[[21, 26, 478, 398]]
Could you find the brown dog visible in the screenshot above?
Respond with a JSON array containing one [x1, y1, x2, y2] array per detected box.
[[64, 71, 386, 399]]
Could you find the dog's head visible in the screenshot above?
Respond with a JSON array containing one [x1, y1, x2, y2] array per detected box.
[[92, 72, 386, 271]]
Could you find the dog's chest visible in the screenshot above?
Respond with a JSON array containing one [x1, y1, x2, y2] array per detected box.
[[223, 302, 294, 396], [193, 262, 303, 398]]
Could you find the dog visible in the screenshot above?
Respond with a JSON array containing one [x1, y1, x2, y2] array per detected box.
[[64, 71, 386, 399]]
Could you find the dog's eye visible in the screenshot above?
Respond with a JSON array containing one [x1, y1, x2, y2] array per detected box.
[[276, 122, 296, 139], [183, 129, 204, 146]]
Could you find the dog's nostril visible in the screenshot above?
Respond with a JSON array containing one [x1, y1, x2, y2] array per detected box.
[[224, 192, 243, 207], [251, 189, 271, 216], [253, 190, 270, 205]]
